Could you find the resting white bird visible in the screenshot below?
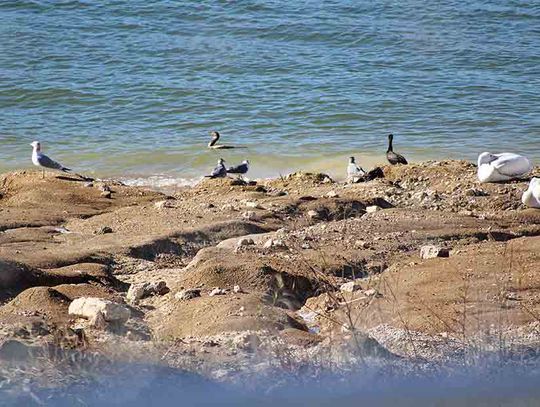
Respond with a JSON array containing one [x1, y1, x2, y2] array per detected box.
[[347, 156, 366, 183], [477, 152, 532, 183], [522, 178, 540, 208]]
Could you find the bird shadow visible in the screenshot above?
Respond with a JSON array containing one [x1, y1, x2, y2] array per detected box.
[[55, 175, 90, 182]]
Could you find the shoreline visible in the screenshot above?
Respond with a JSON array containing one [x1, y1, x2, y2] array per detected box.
[[1, 159, 540, 400]]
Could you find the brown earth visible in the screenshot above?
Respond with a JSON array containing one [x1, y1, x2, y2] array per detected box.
[[1, 161, 540, 373]]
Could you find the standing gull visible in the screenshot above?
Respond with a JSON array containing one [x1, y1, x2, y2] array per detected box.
[[227, 160, 250, 178], [347, 157, 366, 183], [30, 141, 71, 179], [208, 131, 235, 149], [205, 158, 227, 178], [386, 134, 408, 165]]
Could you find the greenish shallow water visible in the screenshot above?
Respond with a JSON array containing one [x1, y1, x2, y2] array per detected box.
[[0, 1, 539, 186]]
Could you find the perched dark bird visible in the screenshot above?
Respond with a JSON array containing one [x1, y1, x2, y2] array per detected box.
[[347, 156, 366, 183], [227, 160, 250, 175], [205, 158, 227, 178], [208, 131, 235, 149], [31, 141, 71, 179], [386, 134, 408, 165]]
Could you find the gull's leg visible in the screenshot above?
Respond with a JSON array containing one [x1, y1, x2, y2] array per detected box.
[[42, 169, 45, 179]]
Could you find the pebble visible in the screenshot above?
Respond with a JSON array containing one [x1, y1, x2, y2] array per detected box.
[[366, 205, 381, 213], [307, 210, 320, 219], [263, 239, 287, 249], [245, 201, 261, 209], [96, 226, 113, 235], [175, 289, 201, 301], [340, 280, 362, 293], [242, 211, 257, 220], [237, 238, 255, 247], [209, 287, 227, 296], [364, 288, 381, 298], [326, 191, 339, 198], [154, 200, 175, 209]]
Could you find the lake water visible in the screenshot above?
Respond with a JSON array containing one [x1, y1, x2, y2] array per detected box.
[[0, 0, 538, 186]]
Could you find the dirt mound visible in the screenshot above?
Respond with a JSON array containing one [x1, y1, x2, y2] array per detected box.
[[0, 260, 126, 302], [149, 293, 306, 339], [0, 260, 39, 301], [0, 287, 71, 325], [0, 170, 163, 230], [0, 282, 123, 330], [314, 235, 540, 337]]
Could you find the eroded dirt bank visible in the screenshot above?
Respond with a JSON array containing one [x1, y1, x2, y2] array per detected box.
[[1, 161, 540, 397]]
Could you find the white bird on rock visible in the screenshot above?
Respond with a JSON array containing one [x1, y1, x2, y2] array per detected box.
[[477, 152, 532, 183], [522, 178, 540, 208]]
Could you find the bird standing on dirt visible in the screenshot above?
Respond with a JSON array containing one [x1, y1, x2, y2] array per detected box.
[[30, 141, 71, 179], [347, 156, 366, 183], [386, 134, 408, 165], [205, 158, 227, 178], [226, 160, 250, 178]]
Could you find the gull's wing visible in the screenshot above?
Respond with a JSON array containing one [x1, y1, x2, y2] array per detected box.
[[227, 163, 248, 174], [209, 164, 226, 177], [348, 163, 366, 176], [37, 153, 69, 171]]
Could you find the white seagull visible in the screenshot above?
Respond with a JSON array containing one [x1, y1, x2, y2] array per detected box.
[[522, 178, 540, 208], [205, 158, 227, 178], [347, 156, 366, 183], [227, 160, 250, 177], [477, 152, 532, 183], [31, 141, 71, 179]]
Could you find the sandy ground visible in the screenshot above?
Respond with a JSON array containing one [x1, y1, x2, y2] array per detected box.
[[1, 161, 540, 393]]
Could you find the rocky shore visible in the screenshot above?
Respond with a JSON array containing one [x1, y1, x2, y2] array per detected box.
[[1, 160, 540, 402]]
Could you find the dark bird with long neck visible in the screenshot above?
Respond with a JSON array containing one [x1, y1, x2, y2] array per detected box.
[[386, 134, 408, 165], [208, 131, 235, 149]]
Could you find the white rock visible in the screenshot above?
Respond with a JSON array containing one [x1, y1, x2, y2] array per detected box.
[[340, 281, 362, 293], [263, 239, 287, 249], [326, 191, 339, 198], [307, 210, 319, 219], [364, 288, 381, 297], [68, 298, 130, 322], [233, 285, 243, 294], [126, 284, 146, 304], [420, 245, 450, 259], [154, 200, 175, 209], [245, 201, 261, 209], [366, 205, 381, 213], [209, 287, 227, 296]]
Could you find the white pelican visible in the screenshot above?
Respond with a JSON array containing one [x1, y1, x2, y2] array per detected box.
[[522, 178, 540, 208], [477, 152, 532, 183]]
